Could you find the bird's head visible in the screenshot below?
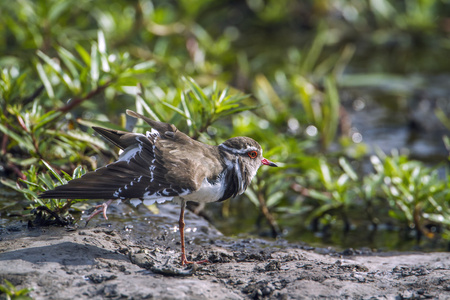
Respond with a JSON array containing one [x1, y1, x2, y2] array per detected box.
[[219, 136, 277, 178]]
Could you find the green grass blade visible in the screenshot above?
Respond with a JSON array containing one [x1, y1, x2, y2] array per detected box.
[[41, 160, 64, 184], [36, 62, 55, 99]]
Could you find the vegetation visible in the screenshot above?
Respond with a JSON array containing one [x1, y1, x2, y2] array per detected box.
[[0, 279, 32, 300], [1, 0, 449, 250]]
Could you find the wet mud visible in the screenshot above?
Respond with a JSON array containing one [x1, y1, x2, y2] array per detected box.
[[0, 204, 449, 299]]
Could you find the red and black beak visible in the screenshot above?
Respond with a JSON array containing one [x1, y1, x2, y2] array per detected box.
[[261, 158, 278, 167]]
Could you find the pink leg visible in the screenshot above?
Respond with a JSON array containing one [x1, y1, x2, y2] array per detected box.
[[85, 199, 113, 225], [179, 200, 209, 266]]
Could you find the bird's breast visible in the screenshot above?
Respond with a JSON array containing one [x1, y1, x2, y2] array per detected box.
[[177, 175, 225, 203]]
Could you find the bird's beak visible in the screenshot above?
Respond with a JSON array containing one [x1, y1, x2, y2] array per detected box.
[[261, 158, 278, 167]]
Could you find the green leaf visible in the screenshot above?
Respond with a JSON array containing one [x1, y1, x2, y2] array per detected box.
[[76, 44, 91, 65], [323, 76, 339, 148], [183, 76, 208, 103], [180, 92, 193, 127], [266, 191, 284, 207], [0, 124, 34, 151], [0, 178, 23, 193], [37, 50, 62, 73], [336, 174, 349, 188], [161, 101, 191, 119], [300, 27, 326, 74], [90, 43, 99, 83], [319, 159, 332, 187], [37, 50, 74, 89], [61, 170, 73, 182], [305, 202, 339, 223], [72, 165, 86, 179], [76, 118, 126, 131], [36, 62, 55, 99], [370, 155, 384, 174], [215, 103, 239, 113], [41, 173, 58, 189], [48, 0, 71, 22], [97, 30, 107, 56], [136, 94, 162, 121], [97, 30, 110, 72], [19, 179, 40, 188], [42, 160, 64, 185], [57, 46, 83, 81], [308, 189, 332, 202], [132, 60, 156, 71], [33, 111, 62, 132], [66, 130, 110, 150], [213, 105, 258, 120], [339, 157, 358, 181], [244, 188, 260, 207], [10, 156, 40, 167], [217, 86, 229, 104]]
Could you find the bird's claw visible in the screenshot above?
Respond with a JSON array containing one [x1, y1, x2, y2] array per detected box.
[[180, 253, 209, 266], [84, 199, 113, 226]]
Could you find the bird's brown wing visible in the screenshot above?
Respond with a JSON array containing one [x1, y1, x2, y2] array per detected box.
[[126, 110, 177, 134], [39, 132, 200, 201], [126, 109, 224, 191], [91, 127, 137, 150], [40, 112, 223, 201]]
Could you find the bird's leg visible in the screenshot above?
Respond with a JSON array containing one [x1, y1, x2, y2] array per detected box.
[[179, 200, 190, 265], [85, 199, 114, 226], [179, 200, 209, 266]]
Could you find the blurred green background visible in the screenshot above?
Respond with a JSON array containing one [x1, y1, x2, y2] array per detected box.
[[1, 0, 450, 252]]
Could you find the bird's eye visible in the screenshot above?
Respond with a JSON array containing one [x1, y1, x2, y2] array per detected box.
[[247, 151, 258, 159]]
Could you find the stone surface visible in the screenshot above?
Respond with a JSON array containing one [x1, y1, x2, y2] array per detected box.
[[1, 205, 449, 299]]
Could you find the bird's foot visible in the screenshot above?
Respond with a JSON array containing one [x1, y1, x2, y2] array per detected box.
[[85, 199, 113, 226], [181, 254, 209, 266]]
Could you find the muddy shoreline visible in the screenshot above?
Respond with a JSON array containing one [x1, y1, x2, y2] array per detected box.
[[1, 205, 449, 299]]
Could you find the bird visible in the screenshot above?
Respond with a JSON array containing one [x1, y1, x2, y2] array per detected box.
[[39, 109, 278, 265]]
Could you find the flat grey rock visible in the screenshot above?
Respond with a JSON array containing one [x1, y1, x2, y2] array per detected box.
[[1, 204, 449, 299]]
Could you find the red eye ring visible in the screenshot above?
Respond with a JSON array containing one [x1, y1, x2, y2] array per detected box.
[[248, 151, 258, 159]]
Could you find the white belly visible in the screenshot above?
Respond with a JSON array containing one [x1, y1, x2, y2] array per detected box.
[[177, 177, 225, 203], [128, 176, 225, 207]]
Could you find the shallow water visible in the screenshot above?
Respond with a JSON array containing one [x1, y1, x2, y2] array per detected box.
[[341, 75, 450, 162], [0, 196, 221, 248], [1, 183, 448, 253]]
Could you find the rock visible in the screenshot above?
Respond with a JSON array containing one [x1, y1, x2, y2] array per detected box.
[[0, 205, 449, 299]]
